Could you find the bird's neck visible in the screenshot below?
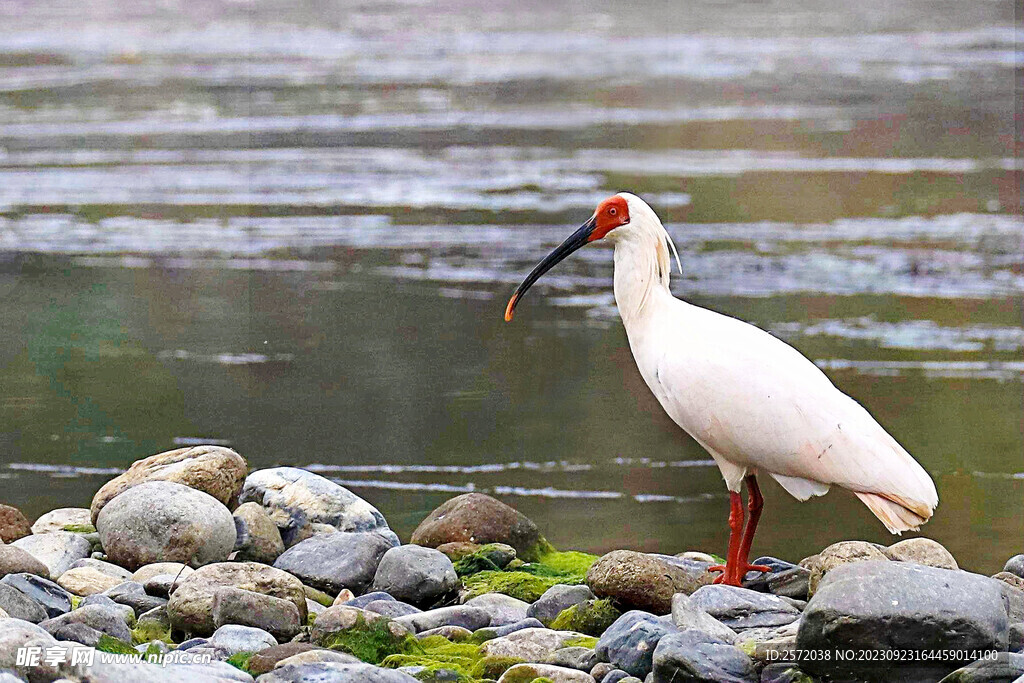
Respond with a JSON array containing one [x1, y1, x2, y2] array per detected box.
[[612, 224, 675, 328]]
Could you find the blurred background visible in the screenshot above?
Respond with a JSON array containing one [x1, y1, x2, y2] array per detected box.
[[0, 0, 1020, 572]]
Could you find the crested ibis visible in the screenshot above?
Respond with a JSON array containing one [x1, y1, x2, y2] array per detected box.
[[504, 192, 938, 586]]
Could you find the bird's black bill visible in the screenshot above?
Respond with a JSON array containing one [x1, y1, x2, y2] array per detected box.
[[504, 215, 597, 322]]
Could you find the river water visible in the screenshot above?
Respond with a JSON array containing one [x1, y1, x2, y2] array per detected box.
[[0, 0, 1020, 572]]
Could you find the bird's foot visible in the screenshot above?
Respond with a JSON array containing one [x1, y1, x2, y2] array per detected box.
[[708, 563, 772, 586]]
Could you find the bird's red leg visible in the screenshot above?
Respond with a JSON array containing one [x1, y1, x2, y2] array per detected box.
[[735, 474, 771, 581], [708, 491, 744, 585]]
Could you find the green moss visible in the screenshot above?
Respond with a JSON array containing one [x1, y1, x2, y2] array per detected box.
[[461, 547, 598, 601], [454, 554, 502, 576], [69, 595, 82, 610], [549, 599, 620, 636], [62, 523, 97, 533], [95, 635, 136, 655], [467, 629, 497, 644], [495, 665, 541, 683], [226, 651, 256, 673], [130, 621, 172, 645], [321, 614, 418, 664], [737, 640, 757, 657], [562, 635, 599, 649], [381, 639, 479, 678], [307, 611, 318, 627], [469, 655, 524, 679], [303, 585, 334, 607]]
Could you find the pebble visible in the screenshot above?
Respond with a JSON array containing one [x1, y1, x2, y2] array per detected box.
[[481, 627, 589, 662], [497, 663, 596, 682], [233, 501, 286, 564], [1004, 555, 1024, 580], [884, 537, 958, 570], [133, 562, 195, 585], [465, 592, 530, 626], [68, 558, 133, 582], [211, 586, 303, 641], [0, 544, 50, 580], [10, 531, 92, 579], [806, 540, 887, 596], [209, 623, 278, 655], [689, 584, 800, 630], [545, 645, 599, 671], [40, 603, 133, 642], [595, 611, 679, 679], [528, 584, 596, 625], [652, 629, 757, 683], [57, 566, 125, 595], [370, 544, 459, 607], [257, 661, 418, 682], [670, 592, 738, 644], [274, 531, 395, 595], [1, 573, 73, 617], [586, 551, 711, 615], [96, 481, 237, 571], [30, 508, 93, 535], [239, 467, 396, 546], [89, 444, 248, 524], [0, 584, 48, 622], [362, 599, 422, 619], [0, 505, 32, 543], [410, 493, 544, 561], [489, 616, 546, 637], [395, 605, 491, 633]]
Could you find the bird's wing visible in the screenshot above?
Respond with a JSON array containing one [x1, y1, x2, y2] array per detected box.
[[636, 299, 937, 531]]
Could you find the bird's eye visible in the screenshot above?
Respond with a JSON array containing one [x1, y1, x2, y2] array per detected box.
[[608, 207, 617, 216]]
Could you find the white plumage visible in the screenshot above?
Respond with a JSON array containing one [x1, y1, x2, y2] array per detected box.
[[506, 192, 938, 583], [610, 193, 937, 533]]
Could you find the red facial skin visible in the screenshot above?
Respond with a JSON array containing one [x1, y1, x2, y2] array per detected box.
[[588, 195, 630, 241]]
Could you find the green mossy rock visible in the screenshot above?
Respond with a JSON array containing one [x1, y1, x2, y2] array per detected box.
[[549, 599, 620, 636], [461, 548, 598, 602], [95, 635, 137, 655], [226, 651, 257, 674], [319, 613, 417, 663]]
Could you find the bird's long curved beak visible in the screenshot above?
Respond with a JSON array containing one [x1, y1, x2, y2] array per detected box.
[[504, 215, 597, 322]]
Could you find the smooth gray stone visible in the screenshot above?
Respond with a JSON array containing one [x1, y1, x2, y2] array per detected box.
[[1004, 555, 1024, 580], [257, 661, 418, 682], [40, 604, 133, 642], [689, 585, 800, 630], [528, 584, 596, 625], [81, 593, 136, 624], [596, 610, 680, 679], [0, 583, 47, 622], [10, 532, 91, 579], [274, 532, 394, 594], [671, 592, 738, 645], [545, 645, 599, 672], [464, 593, 529, 627], [394, 605, 490, 633], [489, 617, 545, 637], [651, 629, 756, 683], [1, 573, 74, 618], [343, 591, 395, 608], [370, 545, 458, 607], [362, 599, 422, 619], [209, 623, 277, 655], [938, 653, 1024, 683]]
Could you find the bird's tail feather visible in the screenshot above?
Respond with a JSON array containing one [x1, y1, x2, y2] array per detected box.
[[854, 491, 931, 534]]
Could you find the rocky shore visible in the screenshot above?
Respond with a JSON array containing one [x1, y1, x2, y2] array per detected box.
[[0, 445, 1022, 683]]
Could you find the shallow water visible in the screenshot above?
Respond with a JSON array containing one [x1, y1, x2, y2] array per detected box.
[[0, 0, 1020, 572]]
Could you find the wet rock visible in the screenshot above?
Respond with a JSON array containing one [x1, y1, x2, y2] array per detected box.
[[1004, 555, 1024, 579], [57, 565, 125, 595], [798, 560, 1008, 680], [498, 663, 596, 682], [938, 652, 1024, 682], [209, 623, 277, 655], [239, 467, 396, 546], [258, 662, 418, 682], [212, 585, 303, 642], [529, 584, 596, 625], [167, 561, 307, 637], [671, 592, 738, 644], [652, 629, 757, 683], [586, 551, 710, 615], [233, 501, 286, 564], [370, 544, 459, 606], [40, 603, 133, 642], [465, 592, 531, 626], [395, 605, 491, 633], [31, 507, 93, 534], [363, 599, 421, 619], [596, 611, 680, 678], [410, 493, 544, 561], [546, 646, 599, 671], [309, 605, 411, 654], [69, 558, 133, 582], [274, 531, 394, 595], [0, 582, 47, 622], [10, 531, 91, 578], [89, 444, 247, 524], [247, 642, 319, 675], [0, 544, 50, 580], [689, 585, 800, 630], [0, 504, 31, 543], [884, 538, 958, 569], [1, 573, 73, 617], [806, 540, 887, 596], [96, 481, 237, 571], [481, 626, 589, 662], [742, 557, 811, 601]]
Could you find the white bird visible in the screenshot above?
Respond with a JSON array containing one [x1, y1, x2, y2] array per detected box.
[[504, 192, 938, 585]]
